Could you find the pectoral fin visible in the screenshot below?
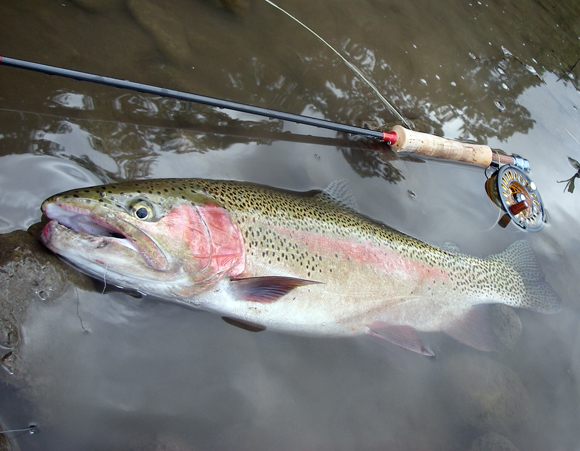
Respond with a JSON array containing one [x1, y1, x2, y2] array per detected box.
[[366, 321, 434, 356], [230, 276, 321, 303], [442, 305, 496, 351]]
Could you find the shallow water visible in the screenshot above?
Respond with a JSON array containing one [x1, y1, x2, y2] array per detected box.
[[1, 0, 580, 449]]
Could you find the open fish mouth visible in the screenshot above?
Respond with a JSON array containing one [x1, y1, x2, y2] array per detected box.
[[41, 202, 169, 271], [42, 203, 138, 250]]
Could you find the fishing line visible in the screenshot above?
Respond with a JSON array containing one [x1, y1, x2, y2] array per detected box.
[[486, 208, 504, 232], [102, 264, 109, 295], [262, 0, 412, 128], [479, 192, 505, 233], [565, 128, 580, 146], [0, 424, 37, 436], [74, 287, 89, 333]]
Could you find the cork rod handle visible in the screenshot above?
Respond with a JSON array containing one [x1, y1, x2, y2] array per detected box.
[[389, 125, 493, 168]]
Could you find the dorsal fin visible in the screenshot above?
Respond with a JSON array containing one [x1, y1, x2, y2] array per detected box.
[[315, 179, 359, 211], [440, 242, 462, 254]]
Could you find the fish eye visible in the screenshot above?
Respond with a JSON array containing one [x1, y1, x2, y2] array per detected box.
[[135, 207, 149, 219], [128, 199, 155, 221]]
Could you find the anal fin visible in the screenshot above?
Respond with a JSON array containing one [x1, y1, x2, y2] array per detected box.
[[366, 321, 434, 356], [442, 304, 496, 351], [230, 276, 321, 303]]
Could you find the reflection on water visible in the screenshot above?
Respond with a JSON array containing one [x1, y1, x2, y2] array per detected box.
[[0, 0, 580, 449], [0, 154, 102, 233]]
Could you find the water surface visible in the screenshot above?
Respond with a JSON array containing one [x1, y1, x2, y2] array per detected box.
[[1, 0, 579, 449]]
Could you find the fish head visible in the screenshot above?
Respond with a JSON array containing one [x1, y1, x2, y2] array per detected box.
[[40, 180, 246, 299]]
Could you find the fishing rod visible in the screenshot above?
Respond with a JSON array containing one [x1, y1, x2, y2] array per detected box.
[[0, 55, 527, 171], [0, 55, 544, 231]]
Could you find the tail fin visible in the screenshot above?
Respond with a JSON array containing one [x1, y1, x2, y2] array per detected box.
[[487, 240, 561, 313]]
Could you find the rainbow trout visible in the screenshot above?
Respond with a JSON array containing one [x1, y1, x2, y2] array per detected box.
[[40, 178, 560, 355]]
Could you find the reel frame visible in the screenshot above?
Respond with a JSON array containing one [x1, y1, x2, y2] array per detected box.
[[485, 165, 545, 232]]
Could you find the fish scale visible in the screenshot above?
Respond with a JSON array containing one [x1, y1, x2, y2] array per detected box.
[[40, 178, 561, 355]]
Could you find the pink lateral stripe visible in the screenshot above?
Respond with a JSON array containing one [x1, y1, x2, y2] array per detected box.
[[278, 226, 448, 281]]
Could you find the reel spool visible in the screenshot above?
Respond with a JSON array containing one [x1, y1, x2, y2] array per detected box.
[[485, 165, 545, 232]]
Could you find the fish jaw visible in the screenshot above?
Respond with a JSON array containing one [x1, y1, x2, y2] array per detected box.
[[41, 218, 173, 289], [40, 195, 246, 299], [42, 201, 169, 270], [40, 200, 177, 289]]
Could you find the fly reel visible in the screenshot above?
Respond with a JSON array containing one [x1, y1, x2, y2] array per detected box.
[[485, 165, 545, 232]]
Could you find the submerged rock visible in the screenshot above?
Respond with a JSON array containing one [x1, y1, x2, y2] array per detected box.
[[214, 0, 252, 15], [439, 352, 530, 433], [127, 0, 193, 67], [69, 0, 124, 12], [468, 432, 519, 451], [0, 225, 93, 380], [0, 430, 10, 451], [489, 304, 523, 355]]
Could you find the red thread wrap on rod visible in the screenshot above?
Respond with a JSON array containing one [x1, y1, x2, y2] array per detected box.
[[381, 131, 398, 145]]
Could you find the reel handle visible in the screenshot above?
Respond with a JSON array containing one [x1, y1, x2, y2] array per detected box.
[[388, 125, 493, 167]]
